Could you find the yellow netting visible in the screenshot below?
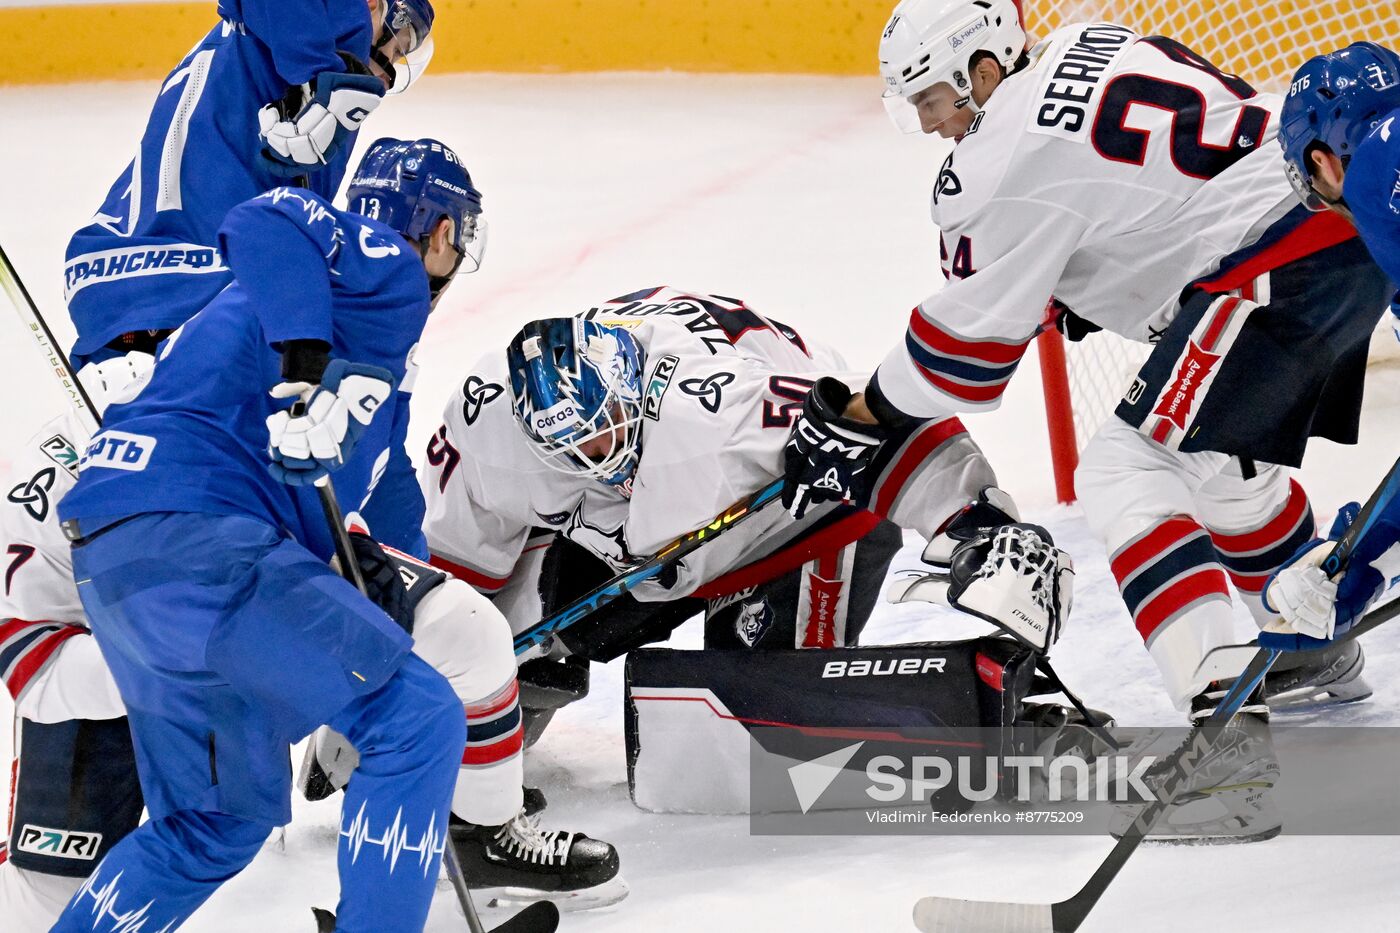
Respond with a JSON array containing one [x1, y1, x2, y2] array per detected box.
[[1023, 0, 1394, 94]]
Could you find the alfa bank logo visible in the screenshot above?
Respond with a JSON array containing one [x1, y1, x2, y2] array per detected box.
[[1152, 340, 1219, 430]]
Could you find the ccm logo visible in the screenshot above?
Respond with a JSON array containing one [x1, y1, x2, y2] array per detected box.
[[822, 657, 946, 678]]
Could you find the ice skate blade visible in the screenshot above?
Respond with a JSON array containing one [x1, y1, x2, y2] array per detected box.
[[1142, 823, 1282, 846], [1267, 678, 1372, 714], [481, 876, 629, 913]]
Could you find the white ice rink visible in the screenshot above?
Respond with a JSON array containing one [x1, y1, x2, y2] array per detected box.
[[2, 72, 1398, 931]]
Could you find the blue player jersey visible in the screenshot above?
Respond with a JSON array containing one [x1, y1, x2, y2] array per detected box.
[[60, 188, 429, 562], [63, 1, 373, 367], [1343, 106, 1400, 289]]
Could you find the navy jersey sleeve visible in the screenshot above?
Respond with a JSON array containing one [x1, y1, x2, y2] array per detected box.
[[217, 188, 342, 348], [221, 0, 370, 85]]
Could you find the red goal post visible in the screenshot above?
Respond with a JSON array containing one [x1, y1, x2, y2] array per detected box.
[[1023, 0, 1395, 502]]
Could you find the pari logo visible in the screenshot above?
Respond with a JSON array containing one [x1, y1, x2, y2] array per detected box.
[[18, 824, 102, 860], [79, 431, 156, 473]]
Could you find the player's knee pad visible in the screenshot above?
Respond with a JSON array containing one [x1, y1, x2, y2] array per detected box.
[[411, 578, 515, 705], [349, 655, 467, 765], [1076, 418, 1199, 546], [145, 810, 272, 878], [1198, 470, 1314, 624], [8, 717, 142, 878]]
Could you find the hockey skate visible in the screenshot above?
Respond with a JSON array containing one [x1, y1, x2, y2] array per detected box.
[[1261, 640, 1371, 713], [449, 808, 627, 912], [1113, 689, 1280, 845]]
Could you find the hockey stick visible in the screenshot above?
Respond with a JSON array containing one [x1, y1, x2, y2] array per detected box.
[[912, 457, 1400, 933], [512, 477, 786, 660]]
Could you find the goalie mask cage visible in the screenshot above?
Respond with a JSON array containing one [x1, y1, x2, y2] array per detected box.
[[1019, 0, 1394, 503]]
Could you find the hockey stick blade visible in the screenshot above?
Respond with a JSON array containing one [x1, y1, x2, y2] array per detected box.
[[914, 593, 1400, 933], [913, 896, 1053, 932], [512, 478, 784, 659], [486, 901, 560, 933]]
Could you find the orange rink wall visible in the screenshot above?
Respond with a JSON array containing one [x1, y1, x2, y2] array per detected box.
[[2, 0, 1389, 87]]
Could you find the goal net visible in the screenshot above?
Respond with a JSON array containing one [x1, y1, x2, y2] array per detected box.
[[1023, 0, 1397, 502]]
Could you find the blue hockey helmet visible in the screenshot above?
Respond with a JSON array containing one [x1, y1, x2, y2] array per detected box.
[[372, 0, 435, 93], [506, 318, 647, 489], [1280, 42, 1400, 210], [346, 137, 487, 275]]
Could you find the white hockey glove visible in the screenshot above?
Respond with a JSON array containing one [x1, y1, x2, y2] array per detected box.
[[258, 53, 385, 176], [1262, 543, 1340, 642], [266, 359, 393, 486], [76, 351, 156, 415], [890, 523, 1073, 652]]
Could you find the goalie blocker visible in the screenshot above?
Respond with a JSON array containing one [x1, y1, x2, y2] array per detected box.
[[624, 637, 1102, 814]]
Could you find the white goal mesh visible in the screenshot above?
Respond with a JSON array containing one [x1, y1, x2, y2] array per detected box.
[[1024, 0, 1398, 495]]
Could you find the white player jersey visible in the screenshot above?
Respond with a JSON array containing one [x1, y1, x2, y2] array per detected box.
[[422, 287, 991, 604], [875, 23, 1297, 419], [0, 411, 123, 722]]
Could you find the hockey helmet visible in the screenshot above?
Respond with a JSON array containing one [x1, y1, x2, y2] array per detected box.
[[372, 0, 435, 93], [879, 0, 1025, 132], [506, 318, 647, 489], [346, 137, 487, 274], [1280, 42, 1400, 210]]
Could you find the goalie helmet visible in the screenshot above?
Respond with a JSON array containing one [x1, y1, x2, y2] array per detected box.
[[878, 0, 1025, 132], [372, 0, 436, 93], [506, 318, 647, 489], [1280, 42, 1400, 210], [346, 137, 487, 278]]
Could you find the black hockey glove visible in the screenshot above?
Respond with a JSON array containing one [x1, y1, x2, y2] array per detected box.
[[781, 377, 886, 520], [348, 531, 414, 635]]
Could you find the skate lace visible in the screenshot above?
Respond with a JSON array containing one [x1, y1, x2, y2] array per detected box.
[[493, 810, 569, 866]]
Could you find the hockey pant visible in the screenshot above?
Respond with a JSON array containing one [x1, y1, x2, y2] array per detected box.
[[50, 511, 465, 933], [1078, 416, 1315, 709], [316, 574, 526, 827]]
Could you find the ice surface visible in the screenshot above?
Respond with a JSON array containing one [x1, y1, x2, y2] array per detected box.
[[2, 73, 1397, 932]]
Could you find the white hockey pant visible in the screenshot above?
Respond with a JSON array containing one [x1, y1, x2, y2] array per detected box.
[[1077, 417, 1314, 709]]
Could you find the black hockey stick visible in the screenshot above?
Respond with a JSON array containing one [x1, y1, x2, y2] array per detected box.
[[913, 456, 1400, 933], [512, 477, 785, 660]]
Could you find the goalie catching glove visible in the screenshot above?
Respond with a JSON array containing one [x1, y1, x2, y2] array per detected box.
[[891, 520, 1073, 653]]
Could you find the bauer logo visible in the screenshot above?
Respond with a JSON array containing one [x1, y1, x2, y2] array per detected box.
[[821, 657, 946, 678], [79, 431, 156, 472], [17, 825, 102, 861]]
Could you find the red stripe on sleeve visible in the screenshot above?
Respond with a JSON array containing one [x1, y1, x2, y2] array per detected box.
[[907, 310, 1031, 365], [872, 418, 968, 517], [5, 627, 84, 700], [912, 363, 1013, 403], [428, 553, 509, 592]]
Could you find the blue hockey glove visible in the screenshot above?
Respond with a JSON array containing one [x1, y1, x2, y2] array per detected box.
[[259, 53, 385, 176], [781, 378, 885, 520], [266, 359, 393, 486], [1261, 503, 1384, 650]]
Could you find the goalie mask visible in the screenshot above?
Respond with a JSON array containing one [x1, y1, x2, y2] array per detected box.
[[507, 318, 646, 490]]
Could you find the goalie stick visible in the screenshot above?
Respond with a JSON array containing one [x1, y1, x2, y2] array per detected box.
[[512, 477, 785, 660], [912, 455, 1400, 933], [2, 245, 558, 933]]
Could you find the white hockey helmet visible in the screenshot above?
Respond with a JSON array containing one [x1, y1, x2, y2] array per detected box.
[[879, 0, 1026, 132]]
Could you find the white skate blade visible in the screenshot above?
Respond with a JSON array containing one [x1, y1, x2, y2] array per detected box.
[[913, 896, 1053, 932], [482, 876, 629, 913]]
